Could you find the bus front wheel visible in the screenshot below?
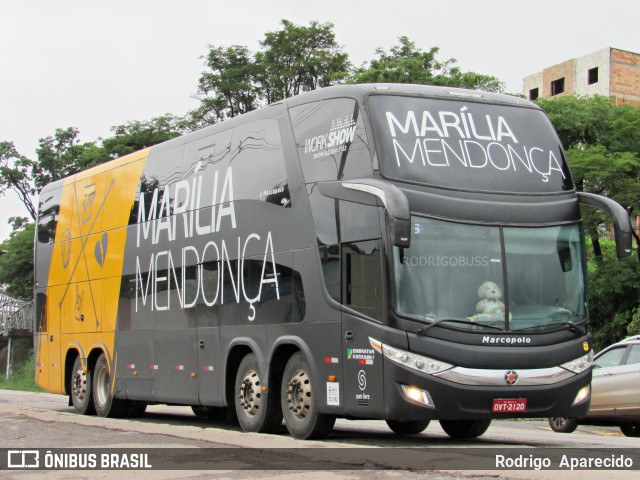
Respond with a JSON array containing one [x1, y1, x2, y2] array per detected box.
[[386, 419, 430, 435], [70, 356, 95, 415], [439, 419, 492, 439], [234, 353, 282, 433], [281, 352, 335, 439]]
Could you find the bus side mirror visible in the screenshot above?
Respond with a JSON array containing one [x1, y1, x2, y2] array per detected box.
[[577, 192, 634, 259], [318, 178, 411, 248]]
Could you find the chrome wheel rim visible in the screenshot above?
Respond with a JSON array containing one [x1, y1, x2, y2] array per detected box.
[[238, 369, 262, 417], [286, 369, 311, 419]]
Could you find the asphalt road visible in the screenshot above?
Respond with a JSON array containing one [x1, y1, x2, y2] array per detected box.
[[1, 389, 639, 480]]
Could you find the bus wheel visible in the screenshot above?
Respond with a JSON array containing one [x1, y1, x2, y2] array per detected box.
[[281, 352, 335, 439], [234, 353, 282, 433], [439, 419, 491, 439], [93, 353, 129, 418], [386, 419, 430, 435], [70, 356, 95, 415]]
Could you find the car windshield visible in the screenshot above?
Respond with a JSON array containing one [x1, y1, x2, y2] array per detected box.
[[393, 217, 587, 332]]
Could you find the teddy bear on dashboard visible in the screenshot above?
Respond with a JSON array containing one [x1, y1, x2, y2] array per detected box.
[[476, 281, 506, 317]]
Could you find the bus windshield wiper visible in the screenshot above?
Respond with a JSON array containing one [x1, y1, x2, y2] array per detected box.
[[416, 318, 503, 335], [512, 321, 586, 335]]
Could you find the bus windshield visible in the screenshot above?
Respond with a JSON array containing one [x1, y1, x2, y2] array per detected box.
[[393, 217, 587, 332]]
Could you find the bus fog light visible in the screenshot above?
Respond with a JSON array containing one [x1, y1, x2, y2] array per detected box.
[[572, 385, 590, 406], [401, 385, 434, 408]]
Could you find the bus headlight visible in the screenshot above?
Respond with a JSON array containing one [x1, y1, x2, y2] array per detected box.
[[370, 338, 453, 375], [560, 351, 594, 374]]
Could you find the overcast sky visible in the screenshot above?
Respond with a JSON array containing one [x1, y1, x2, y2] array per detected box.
[[0, 0, 638, 240]]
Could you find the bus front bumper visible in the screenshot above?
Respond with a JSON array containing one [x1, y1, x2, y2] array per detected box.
[[383, 358, 591, 421]]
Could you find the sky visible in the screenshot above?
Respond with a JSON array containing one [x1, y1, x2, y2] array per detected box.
[[0, 0, 638, 240]]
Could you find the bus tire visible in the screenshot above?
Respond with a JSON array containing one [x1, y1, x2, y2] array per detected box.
[[548, 417, 579, 433], [93, 353, 129, 418], [234, 353, 282, 433], [386, 419, 430, 435], [281, 352, 335, 439], [70, 356, 95, 415], [439, 419, 491, 439]]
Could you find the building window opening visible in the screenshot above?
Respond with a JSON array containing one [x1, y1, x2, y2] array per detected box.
[[588, 67, 599, 85], [551, 78, 565, 96], [529, 88, 539, 101]]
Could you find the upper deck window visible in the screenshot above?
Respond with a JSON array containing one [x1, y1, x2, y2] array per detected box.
[[369, 95, 572, 194], [290, 98, 372, 183]]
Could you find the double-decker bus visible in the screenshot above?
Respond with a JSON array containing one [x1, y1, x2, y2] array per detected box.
[[34, 84, 634, 439]]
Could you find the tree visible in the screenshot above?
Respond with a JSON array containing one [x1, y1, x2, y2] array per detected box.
[[102, 115, 186, 158], [193, 45, 261, 125], [0, 141, 38, 221], [349, 36, 504, 92], [537, 95, 640, 349], [256, 20, 350, 103], [193, 20, 350, 124], [0, 223, 35, 300]]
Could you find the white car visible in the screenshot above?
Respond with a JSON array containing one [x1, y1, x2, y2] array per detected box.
[[548, 336, 640, 437]]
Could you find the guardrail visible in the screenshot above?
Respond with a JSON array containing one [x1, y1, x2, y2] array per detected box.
[[1, 293, 34, 336]]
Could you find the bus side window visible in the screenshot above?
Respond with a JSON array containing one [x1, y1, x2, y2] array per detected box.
[[290, 98, 372, 183], [342, 240, 383, 321], [37, 189, 62, 244]]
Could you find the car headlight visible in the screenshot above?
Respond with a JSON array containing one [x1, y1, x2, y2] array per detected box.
[[370, 337, 453, 374], [560, 351, 594, 374]]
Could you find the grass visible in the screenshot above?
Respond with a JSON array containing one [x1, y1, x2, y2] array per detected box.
[[0, 355, 43, 392]]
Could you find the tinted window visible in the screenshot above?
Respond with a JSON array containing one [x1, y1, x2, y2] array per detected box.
[[290, 98, 372, 183], [369, 95, 573, 193], [594, 347, 626, 368], [342, 240, 383, 320], [625, 345, 640, 365], [230, 119, 289, 205], [37, 188, 62, 244]]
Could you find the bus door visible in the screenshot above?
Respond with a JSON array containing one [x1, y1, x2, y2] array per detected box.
[[341, 239, 385, 417], [195, 261, 223, 406]]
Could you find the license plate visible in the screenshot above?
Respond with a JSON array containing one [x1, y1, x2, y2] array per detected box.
[[492, 398, 527, 413]]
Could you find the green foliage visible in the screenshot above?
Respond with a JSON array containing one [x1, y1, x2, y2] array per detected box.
[[193, 19, 350, 125], [349, 36, 504, 92], [102, 114, 186, 158], [257, 20, 351, 103], [195, 45, 260, 124], [0, 340, 41, 392], [0, 223, 35, 299], [0, 141, 38, 221], [538, 96, 640, 349]]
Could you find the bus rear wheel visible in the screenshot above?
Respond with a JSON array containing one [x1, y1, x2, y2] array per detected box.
[[70, 356, 95, 415], [93, 353, 130, 418], [386, 419, 430, 435], [281, 352, 335, 439], [439, 419, 491, 439], [234, 353, 282, 433]]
